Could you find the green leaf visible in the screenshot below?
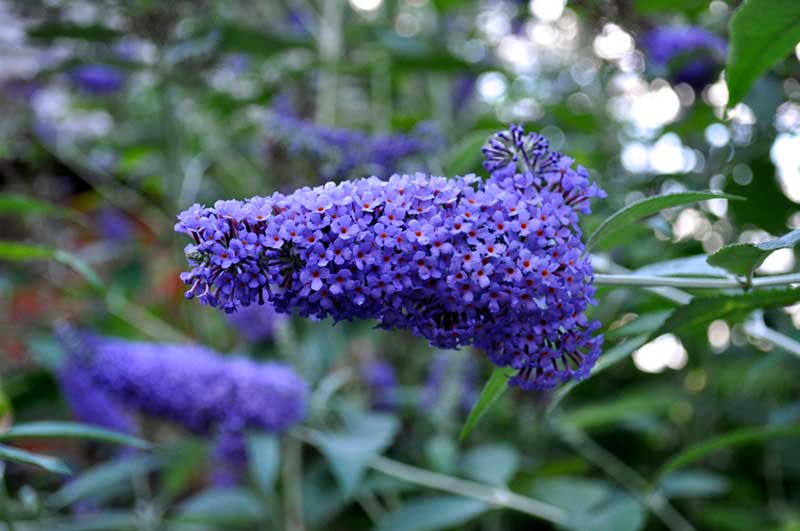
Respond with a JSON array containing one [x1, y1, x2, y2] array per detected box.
[[726, 0, 800, 106], [0, 443, 70, 475], [48, 456, 160, 509], [444, 129, 495, 176], [41, 511, 139, 531], [654, 289, 800, 338], [314, 410, 399, 495], [0, 193, 83, 222], [0, 241, 102, 289], [27, 22, 123, 42], [658, 470, 730, 498], [0, 421, 150, 449], [660, 424, 800, 475], [585, 192, 742, 253], [606, 313, 672, 341], [375, 495, 489, 531], [246, 432, 280, 495], [549, 336, 649, 412], [707, 229, 800, 278], [175, 488, 266, 527], [459, 366, 515, 441], [460, 443, 519, 486]]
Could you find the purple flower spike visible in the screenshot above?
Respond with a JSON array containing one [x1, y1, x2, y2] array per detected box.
[[176, 125, 604, 390], [60, 331, 309, 435], [642, 26, 727, 89], [68, 64, 125, 94], [226, 301, 287, 342]]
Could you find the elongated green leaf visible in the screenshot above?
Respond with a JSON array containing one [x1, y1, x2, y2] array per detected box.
[[707, 229, 800, 278], [654, 289, 800, 338], [0, 421, 150, 449], [585, 192, 742, 253], [375, 495, 488, 531], [549, 336, 649, 412], [48, 456, 160, 509], [606, 312, 672, 341], [445, 129, 496, 176], [0, 443, 70, 475], [660, 424, 800, 475], [726, 0, 800, 106], [559, 389, 680, 430], [41, 511, 139, 531], [0, 193, 82, 222], [460, 366, 515, 441], [0, 241, 102, 289], [658, 470, 730, 498]]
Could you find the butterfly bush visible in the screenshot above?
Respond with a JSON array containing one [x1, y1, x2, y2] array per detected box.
[[59, 331, 308, 435], [68, 64, 125, 94], [176, 125, 604, 390], [642, 26, 727, 89]]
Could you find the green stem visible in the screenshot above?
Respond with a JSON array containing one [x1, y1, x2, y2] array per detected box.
[[552, 422, 695, 531], [368, 456, 567, 525], [594, 272, 800, 290], [282, 437, 305, 531]]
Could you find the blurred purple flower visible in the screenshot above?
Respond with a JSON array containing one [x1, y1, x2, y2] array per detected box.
[[420, 352, 478, 414], [266, 102, 444, 180], [642, 26, 727, 89], [60, 331, 309, 435], [68, 64, 125, 94], [362, 360, 398, 412], [95, 207, 134, 242], [225, 301, 287, 342]]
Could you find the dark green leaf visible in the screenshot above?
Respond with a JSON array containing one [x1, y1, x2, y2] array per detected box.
[[0, 241, 102, 289], [176, 488, 266, 527], [660, 424, 800, 474], [606, 313, 672, 340], [707, 229, 800, 278], [654, 289, 800, 338], [585, 192, 743, 253], [375, 495, 489, 531], [726, 0, 800, 106], [314, 410, 399, 495], [42, 511, 139, 531], [0, 443, 70, 475], [460, 366, 515, 441], [27, 23, 123, 42], [0, 421, 150, 449], [246, 432, 280, 495], [460, 443, 519, 486], [48, 456, 160, 509]]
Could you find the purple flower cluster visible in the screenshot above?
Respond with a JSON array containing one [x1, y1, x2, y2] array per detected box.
[[642, 26, 727, 89], [176, 124, 604, 390], [226, 301, 287, 343], [266, 103, 443, 180], [68, 64, 125, 95], [60, 332, 309, 435], [361, 360, 398, 412]]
